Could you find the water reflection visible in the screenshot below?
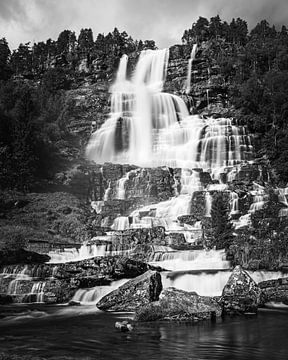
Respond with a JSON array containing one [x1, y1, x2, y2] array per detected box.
[[0, 306, 287, 360]]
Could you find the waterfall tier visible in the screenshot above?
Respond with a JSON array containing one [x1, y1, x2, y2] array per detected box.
[[86, 49, 253, 171]]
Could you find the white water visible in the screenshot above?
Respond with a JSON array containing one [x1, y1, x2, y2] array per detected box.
[[71, 279, 128, 305], [150, 249, 230, 271], [47, 243, 109, 263], [186, 44, 197, 94], [86, 49, 252, 171]]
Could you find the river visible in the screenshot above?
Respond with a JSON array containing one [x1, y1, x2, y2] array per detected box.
[[0, 304, 288, 360]]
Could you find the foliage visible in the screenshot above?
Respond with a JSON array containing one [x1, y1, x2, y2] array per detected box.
[[210, 192, 234, 249]]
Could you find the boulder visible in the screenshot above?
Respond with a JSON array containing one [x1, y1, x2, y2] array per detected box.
[[259, 277, 288, 305], [96, 270, 162, 311], [134, 287, 221, 322], [220, 265, 261, 315]]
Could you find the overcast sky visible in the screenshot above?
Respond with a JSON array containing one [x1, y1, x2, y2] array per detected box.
[[0, 0, 288, 50]]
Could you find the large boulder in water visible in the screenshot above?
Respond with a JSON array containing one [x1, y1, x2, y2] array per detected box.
[[96, 270, 162, 311], [220, 265, 261, 315], [134, 287, 222, 322]]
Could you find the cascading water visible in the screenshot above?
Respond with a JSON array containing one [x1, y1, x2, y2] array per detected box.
[[86, 49, 252, 170], [185, 44, 197, 94], [84, 48, 256, 296]]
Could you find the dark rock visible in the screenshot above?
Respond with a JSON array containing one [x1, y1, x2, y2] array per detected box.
[[0, 294, 13, 305], [220, 265, 261, 315], [68, 300, 81, 306], [134, 287, 221, 322], [259, 277, 288, 305], [0, 249, 50, 266], [96, 270, 162, 311]]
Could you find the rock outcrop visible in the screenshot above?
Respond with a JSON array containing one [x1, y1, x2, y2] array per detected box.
[[259, 277, 288, 305], [0, 249, 50, 266], [134, 287, 221, 322], [96, 270, 162, 311], [220, 265, 261, 315], [0, 256, 161, 304]]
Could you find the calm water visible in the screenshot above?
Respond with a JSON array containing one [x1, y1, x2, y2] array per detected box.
[[0, 305, 288, 359]]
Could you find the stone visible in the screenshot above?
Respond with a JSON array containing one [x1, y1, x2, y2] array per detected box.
[[0, 294, 13, 305], [68, 300, 81, 306], [0, 249, 50, 266], [115, 321, 134, 332], [258, 277, 288, 306], [134, 287, 222, 322], [220, 265, 261, 315], [96, 270, 162, 311]]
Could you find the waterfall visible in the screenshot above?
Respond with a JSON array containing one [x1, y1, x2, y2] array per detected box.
[[86, 49, 253, 170], [186, 44, 197, 94]]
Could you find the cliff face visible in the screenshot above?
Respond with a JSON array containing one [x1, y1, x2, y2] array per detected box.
[[55, 40, 237, 165]]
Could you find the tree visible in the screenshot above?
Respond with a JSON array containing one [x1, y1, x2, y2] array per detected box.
[[78, 28, 94, 54], [210, 192, 233, 249], [57, 30, 76, 54], [10, 43, 32, 76], [0, 38, 12, 80]]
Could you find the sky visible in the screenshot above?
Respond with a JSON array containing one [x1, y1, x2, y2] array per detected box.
[[0, 0, 288, 50]]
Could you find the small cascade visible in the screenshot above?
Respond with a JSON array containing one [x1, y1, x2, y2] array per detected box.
[[150, 248, 230, 272], [91, 201, 104, 214], [185, 44, 197, 94], [230, 192, 239, 216], [104, 181, 112, 201], [162, 270, 231, 296], [71, 279, 128, 305], [278, 188, 288, 217], [180, 169, 202, 195], [249, 184, 268, 213], [111, 216, 130, 230], [28, 281, 46, 303], [204, 192, 212, 217], [115, 169, 139, 199], [47, 242, 109, 263]]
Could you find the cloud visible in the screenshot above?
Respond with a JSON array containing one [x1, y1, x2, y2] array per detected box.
[[0, 0, 288, 50]]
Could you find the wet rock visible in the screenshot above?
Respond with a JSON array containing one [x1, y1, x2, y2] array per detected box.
[[0, 249, 50, 266], [220, 265, 261, 315], [96, 270, 162, 311], [68, 300, 81, 306], [115, 320, 134, 332], [259, 277, 288, 306], [0, 294, 13, 305], [134, 287, 221, 322]]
